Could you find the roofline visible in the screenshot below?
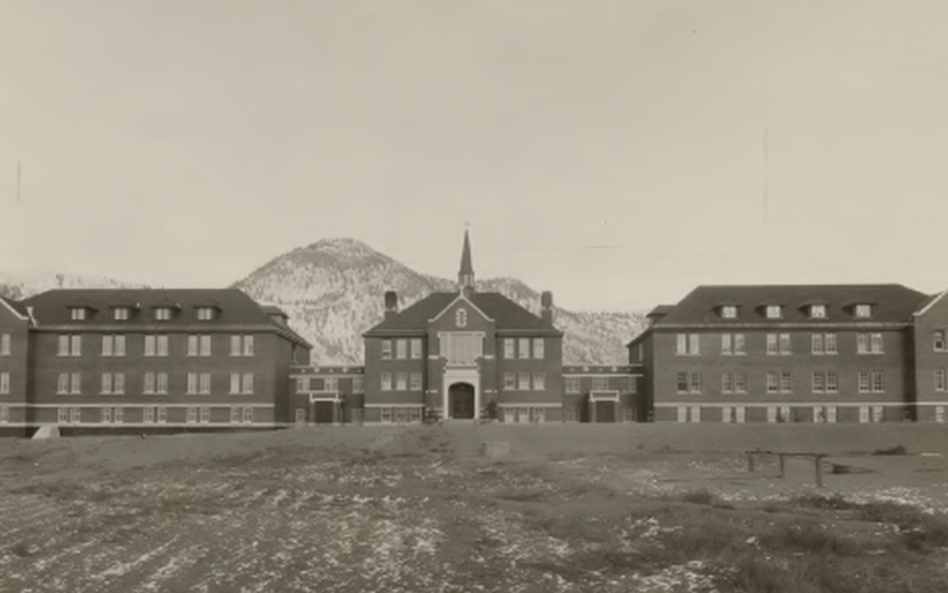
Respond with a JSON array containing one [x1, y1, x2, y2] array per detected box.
[[428, 293, 494, 324], [649, 321, 913, 331], [914, 290, 948, 317], [0, 297, 28, 321]]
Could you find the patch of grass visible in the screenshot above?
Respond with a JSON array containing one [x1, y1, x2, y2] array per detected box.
[[679, 488, 717, 505], [873, 444, 907, 456]]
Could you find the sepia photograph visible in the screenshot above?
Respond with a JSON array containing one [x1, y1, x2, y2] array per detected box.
[[1, 1, 948, 591]]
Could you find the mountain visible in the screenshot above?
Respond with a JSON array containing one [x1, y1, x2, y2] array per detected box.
[[233, 238, 647, 365], [0, 270, 146, 300]]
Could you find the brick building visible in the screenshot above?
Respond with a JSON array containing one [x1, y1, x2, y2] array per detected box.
[[289, 231, 643, 424], [0, 288, 310, 435], [629, 284, 948, 424]]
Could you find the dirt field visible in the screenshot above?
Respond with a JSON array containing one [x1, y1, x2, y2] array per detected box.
[[1, 424, 947, 593]]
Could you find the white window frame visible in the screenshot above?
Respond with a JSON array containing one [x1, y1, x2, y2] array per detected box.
[[735, 372, 747, 393], [396, 339, 407, 359], [533, 372, 545, 391], [824, 333, 838, 354], [381, 372, 392, 391], [519, 338, 530, 359], [689, 372, 702, 394], [410, 338, 423, 359], [504, 372, 516, 390], [721, 372, 733, 394], [810, 304, 826, 319], [855, 304, 872, 318], [242, 373, 254, 394], [187, 372, 198, 395], [243, 407, 253, 424], [113, 307, 129, 321], [143, 407, 155, 423], [101, 373, 113, 395], [765, 305, 781, 319], [857, 334, 869, 354], [156, 372, 168, 394], [230, 373, 240, 394], [721, 305, 737, 319], [0, 372, 9, 394], [114, 373, 125, 394], [857, 371, 870, 393], [187, 407, 197, 424], [811, 333, 823, 354], [676, 372, 689, 394], [200, 406, 210, 424], [381, 340, 392, 360], [934, 330, 947, 352], [144, 335, 156, 357], [935, 369, 947, 392], [734, 333, 746, 355], [144, 372, 156, 394], [518, 372, 530, 390], [70, 372, 81, 395], [870, 333, 884, 354], [533, 338, 544, 359], [70, 335, 82, 357], [199, 373, 210, 394], [57, 373, 69, 394], [410, 372, 422, 391], [766, 334, 778, 355], [0, 333, 9, 356], [503, 338, 514, 359], [871, 370, 885, 393], [778, 333, 791, 355], [721, 334, 732, 355], [396, 372, 407, 391], [565, 376, 580, 394], [155, 307, 172, 321]]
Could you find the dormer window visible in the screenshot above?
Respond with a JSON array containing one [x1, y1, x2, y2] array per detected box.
[[854, 304, 872, 318], [155, 307, 173, 321], [196, 307, 216, 321], [809, 304, 827, 319], [765, 305, 782, 319], [70, 307, 87, 321], [721, 305, 738, 319], [113, 307, 130, 321]]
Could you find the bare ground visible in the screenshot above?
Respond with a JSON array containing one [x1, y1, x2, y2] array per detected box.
[[1, 423, 947, 593]]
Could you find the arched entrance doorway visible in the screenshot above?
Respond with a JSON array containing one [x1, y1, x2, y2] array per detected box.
[[449, 382, 475, 419]]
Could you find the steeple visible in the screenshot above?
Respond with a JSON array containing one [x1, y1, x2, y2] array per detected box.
[[458, 228, 475, 294]]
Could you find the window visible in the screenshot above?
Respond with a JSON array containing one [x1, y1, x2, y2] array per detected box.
[[441, 332, 483, 365], [519, 338, 530, 359], [200, 335, 211, 356], [620, 376, 634, 393], [0, 333, 9, 355], [188, 373, 198, 395], [70, 307, 87, 321], [935, 331, 947, 352], [101, 373, 113, 394], [381, 340, 392, 360], [765, 305, 782, 319], [780, 372, 791, 393], [504, 338, 515, 359], [767, 371, 778, 393], [857, 334, 869, 354], [396, 372, 407, 391], [199, 373, 210, 394], [155, 307, 172, 321], [766, 334, 778, 355], [187, 336, 198, 356], [722, 373, 734, 393], [455, 308, 468, 327], [57, 407, 68, 424], [676, 373, 689, 393], [676, 334, 699, 355], [825, 333, 838, 354], [410, 338, 423, 359], [70, 407, 81, 424], [721, 334, 732, 355], [114, 407, 123, 423], [870, 333, 883, 354], [810, 304, 826, 319], [102, 335, 125, 356], [396, 339, 407, 359], [872, 371, 885, 393], [113, 307, 129, 321], [57, 373, 69, 394], [778, 334, 791, 354], [242, 374, 253, 394], [143, 407, 155, 423], [0, 372, 8, 394], [532, 338, 545, 359], [855, 304, 872, 318], [381, 372, 392, 391], [734, 334, 745, 355], [689, 334, 700, 355], [187, 407, 197, 424], [735, 373, 747, 393], [689, 373, 702, 394], [858, 371, 870, 393], [58, 335, 69, 356], [380, 407, 392, 423], [501, 372, 515, 390], [592, 377, 608, 391], [811, 334, 823, 354], [101, 407, 112, 423], [353, 376, 364, 393], [200, 407, 210, 423], [230, 335, 254, 356], [533, 373, 545, 391], [518, 372, 530, 390], [295, 408, 305, 424], [826, 371, 838, 393], [721, 305, 738, 319], [231, 406, 241, 424], [70, 335, 82, 356], [565, 376, 580, 394], [243, 407, 253, 424], [69, 373, 81, 394], [145, 335, 156, 356], [812, 372, 824, 393], [157, 406, 167, 424], [409, 407, 422, 423], [936, 370, 947, 392], [410, 372, 422, 391], [156, 372, 168, 394], [196, 307, 215, 321], [144, 372, 155, 394]]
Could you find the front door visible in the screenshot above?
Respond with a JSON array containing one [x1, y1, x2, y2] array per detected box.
[[595, 401, 616, 423], [449, 383, 475, 419], [314, 401, 334, 424]]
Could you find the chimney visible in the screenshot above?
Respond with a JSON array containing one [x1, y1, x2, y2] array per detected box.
[[540, 291, 554, 325], [384, 291, 399, 318]]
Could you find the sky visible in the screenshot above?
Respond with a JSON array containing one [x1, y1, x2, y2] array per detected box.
[[1, 0, 947, 312]]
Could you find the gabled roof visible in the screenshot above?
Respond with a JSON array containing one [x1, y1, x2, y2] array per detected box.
[[364, 291, 562, 336], [20, 288, 312, 347], [654, 284, 930, 327], [0, 296, 28, 319]]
